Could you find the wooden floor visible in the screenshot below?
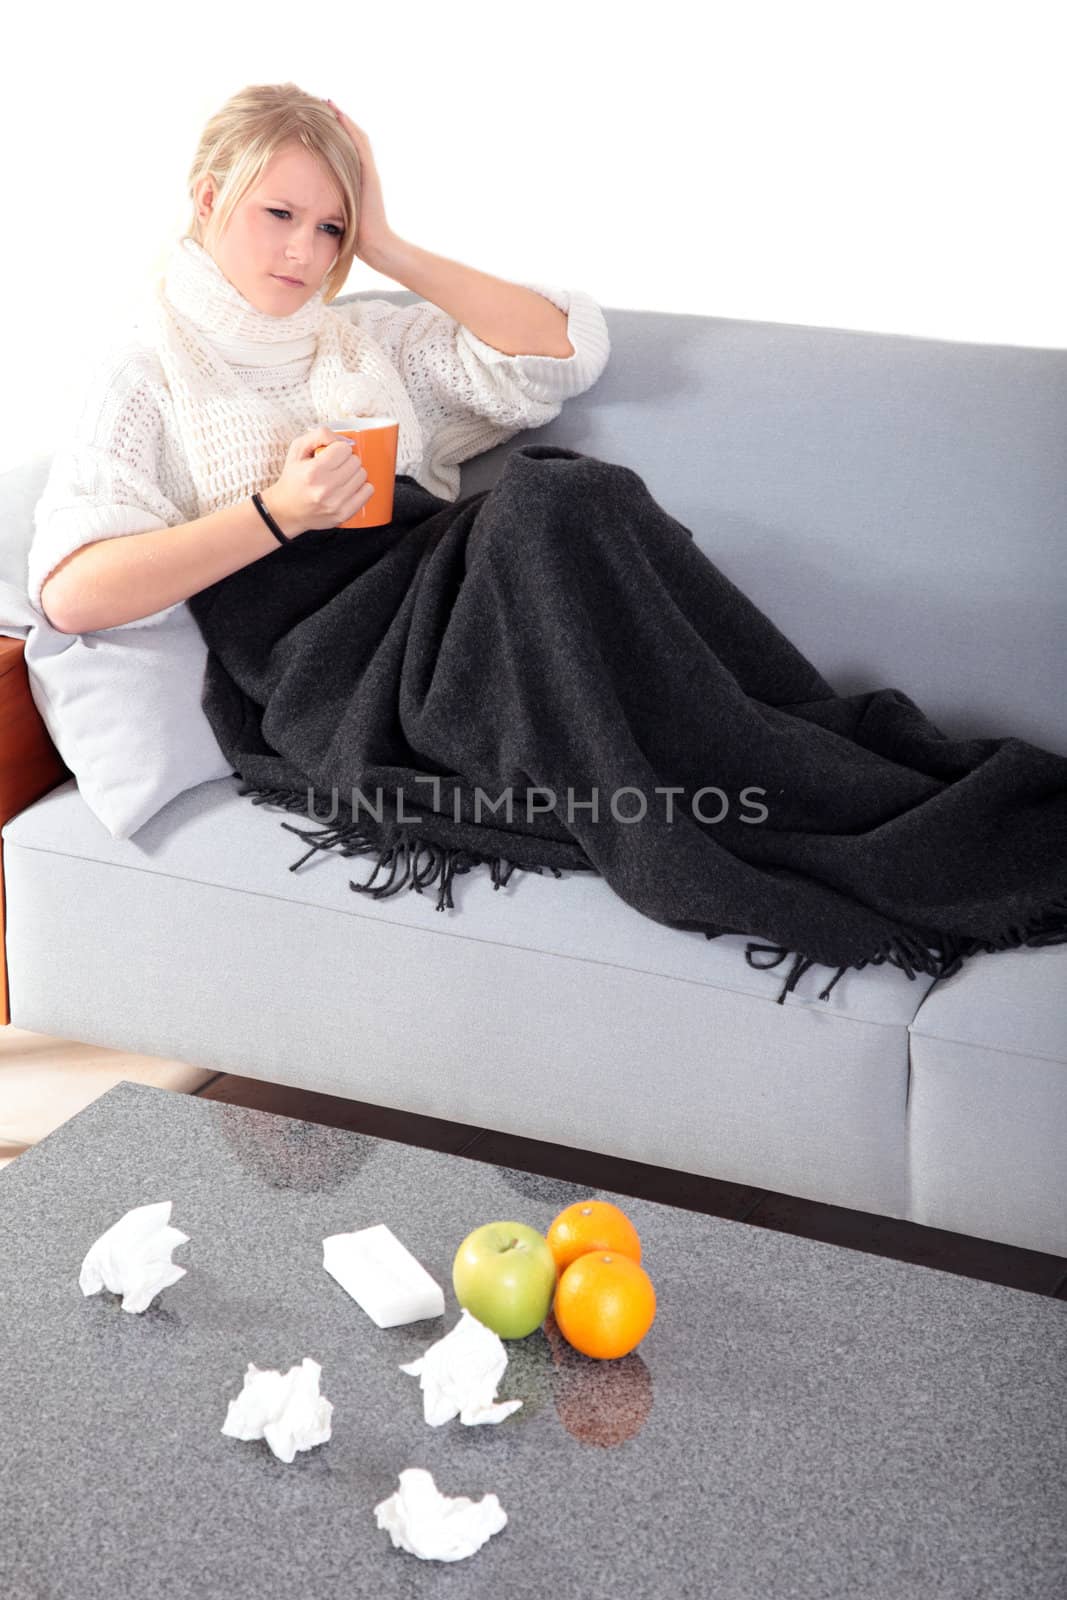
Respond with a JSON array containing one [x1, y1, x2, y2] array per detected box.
[[196, 1072, 1067, 1300]]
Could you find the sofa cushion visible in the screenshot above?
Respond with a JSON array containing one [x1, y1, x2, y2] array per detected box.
[[2, 776, 918, 1219], [906, 948, 1067, 1256], [909, 944, 1067, 1064], [6, 775, 936, 1029]]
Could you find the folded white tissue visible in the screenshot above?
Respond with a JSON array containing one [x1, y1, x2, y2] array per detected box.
[[323, 1222, 445, 1327], [375, 1467, 507, 1561], [79, 1200, 189, 1314], [221, 1356, 333, 1463], [400, 1307, 523, 1427]]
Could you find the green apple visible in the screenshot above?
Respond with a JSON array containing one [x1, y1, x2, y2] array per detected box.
[[452, 1221, 557, 1339]]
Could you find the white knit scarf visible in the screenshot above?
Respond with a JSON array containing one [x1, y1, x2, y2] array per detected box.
[[143, 235, 423, 518]]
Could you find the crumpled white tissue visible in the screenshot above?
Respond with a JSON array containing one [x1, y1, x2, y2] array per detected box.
[[79, 1200, 189, 1314], [399, 1306, 523, 1426], [221, 1357, 333, 1463], [374, 1467, 507, 1561]]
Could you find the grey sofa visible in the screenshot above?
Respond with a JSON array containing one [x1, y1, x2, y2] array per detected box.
[[2, 291, 1065, 1258]]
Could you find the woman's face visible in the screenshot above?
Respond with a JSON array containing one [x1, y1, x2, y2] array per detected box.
[[195, 143, 346, 314]]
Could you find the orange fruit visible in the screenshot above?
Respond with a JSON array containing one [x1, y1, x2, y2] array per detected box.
[[545, 1199, 642, 1274], [553, 1251, 657, 1359]]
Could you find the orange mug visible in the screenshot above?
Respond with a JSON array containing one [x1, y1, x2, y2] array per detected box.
[[312, 415, 399, 528]]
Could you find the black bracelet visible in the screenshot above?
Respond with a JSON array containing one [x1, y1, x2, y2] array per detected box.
[[251, 491, 294, 545]]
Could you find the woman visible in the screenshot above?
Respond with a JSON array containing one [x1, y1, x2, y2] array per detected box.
[[27, 82, 1067, 1005], [30, 82, 609, 633]]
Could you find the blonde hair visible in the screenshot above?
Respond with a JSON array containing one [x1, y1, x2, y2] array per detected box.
[[184, 82, 362, 304]]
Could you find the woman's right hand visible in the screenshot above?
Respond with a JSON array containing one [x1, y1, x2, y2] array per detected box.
[[261, 427, 376, 536]]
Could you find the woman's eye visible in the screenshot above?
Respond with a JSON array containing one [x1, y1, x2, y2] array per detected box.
[[267, 208, 342, 237]]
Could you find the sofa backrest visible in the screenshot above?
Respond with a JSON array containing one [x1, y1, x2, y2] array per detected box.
[[4, 289, 1064, 755], [437, 294, 1066, 758]]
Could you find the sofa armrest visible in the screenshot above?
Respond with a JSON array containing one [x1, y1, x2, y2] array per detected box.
[[0, 637, 71, 1024]]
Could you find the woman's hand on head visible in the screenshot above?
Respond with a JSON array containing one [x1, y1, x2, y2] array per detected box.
[[324, 99, 395, 263]]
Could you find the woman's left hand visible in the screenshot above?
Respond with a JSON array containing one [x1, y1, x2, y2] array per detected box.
[[325, 100, 394, 263]]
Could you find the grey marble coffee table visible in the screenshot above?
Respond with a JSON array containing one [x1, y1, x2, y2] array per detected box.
[[1, 1080, 1064, 1599]]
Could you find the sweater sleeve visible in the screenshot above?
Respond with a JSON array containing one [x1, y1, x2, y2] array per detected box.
[[27, 351, 193, 632], [343, 283, 611, 499]]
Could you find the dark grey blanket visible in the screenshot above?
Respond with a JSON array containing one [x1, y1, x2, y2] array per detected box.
[[186, 444, 1067, 1004]]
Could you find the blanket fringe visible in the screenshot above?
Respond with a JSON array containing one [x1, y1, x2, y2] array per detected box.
[[232, 780, 1067, 998], [745, 890, 1067, 1004], [234, 781, 562, 912]]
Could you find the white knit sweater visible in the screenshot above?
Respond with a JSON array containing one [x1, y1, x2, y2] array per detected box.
[[28, 235, 612, 632]]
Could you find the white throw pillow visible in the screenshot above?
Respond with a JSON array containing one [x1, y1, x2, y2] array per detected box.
[[0, 579, 233, 840]]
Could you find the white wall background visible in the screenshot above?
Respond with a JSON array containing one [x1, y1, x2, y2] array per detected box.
[[1, 0, 1063, 474]]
